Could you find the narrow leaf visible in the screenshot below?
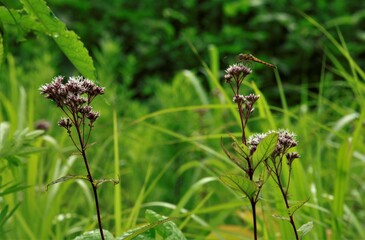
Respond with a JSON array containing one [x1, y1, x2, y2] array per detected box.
[[219, 174, 257, 198], [288, 198, 309, 216], [298, 221, 313, 239], [74, 229, 114, 240], [93, 178, 120, 188], [46, 175, 89, 190], [228, 133, 250, 158], [221, 137, 247, 170], [117, 225, 155, 240], [252, 132, 278, 168], [271, 214, 290, 222], [0, 30, 3, 69]]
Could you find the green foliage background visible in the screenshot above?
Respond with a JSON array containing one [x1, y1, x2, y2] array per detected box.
[[1, 0, 365, 239]]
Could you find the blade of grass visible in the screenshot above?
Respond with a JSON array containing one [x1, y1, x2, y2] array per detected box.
[[113, 107, 122, 235]]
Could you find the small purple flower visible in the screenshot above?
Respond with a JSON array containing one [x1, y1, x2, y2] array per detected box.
[[40, 76, 104, 130], [80, 105, 92, 114], [233, 94, 245, 103], [87, 111, 100, 124], [286, 152, 300, 165], [58, 118, 72, 129], [247, 129, 298, 157], [225, 64, 252, 81]]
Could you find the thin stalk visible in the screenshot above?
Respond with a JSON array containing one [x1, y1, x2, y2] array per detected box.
[[250, 199, 258, 240], [276, 175, 299, 240], [75, 122, 105, 240]]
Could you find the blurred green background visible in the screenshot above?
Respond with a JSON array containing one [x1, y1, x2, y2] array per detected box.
[[1, 0, 365, 239]]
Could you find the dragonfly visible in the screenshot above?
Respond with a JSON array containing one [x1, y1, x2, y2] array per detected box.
[[237, 53, 276, 69]]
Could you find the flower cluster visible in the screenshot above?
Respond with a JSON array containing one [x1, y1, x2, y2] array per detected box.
[[224, 63, 252, 83], [40, 76, 104, 130], [247, 129, 300, 163]]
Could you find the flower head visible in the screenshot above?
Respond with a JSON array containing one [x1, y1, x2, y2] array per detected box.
[[247, 129, 298, 156], [224, 64, 252, 83], [40, 76, 104, 109], [40, 76, 104, 130]]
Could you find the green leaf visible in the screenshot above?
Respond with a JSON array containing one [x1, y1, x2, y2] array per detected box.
[[298, 221, 313, 239], [252, 132, 278, 168], [219, 174, 257, 198], [46, 175, 90, 190], [228, 133, 250, 158], [221, 135, 248, 170], [0, 183, 29, 197], [287, 198, 309, 216], [20, 0, 96, 79], [0, 202, 21, 227], [145, 209, 186, 240], [74, 229, 114, 240], [117, 226, 155, 240], [0, 30, 3, 69], [93, 177, 120, 188], [271, 214, 290, 222]]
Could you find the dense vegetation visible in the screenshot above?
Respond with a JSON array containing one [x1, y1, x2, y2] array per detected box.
[[1, 0, 365, 239]]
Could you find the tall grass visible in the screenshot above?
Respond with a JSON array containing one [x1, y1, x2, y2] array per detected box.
[[1, 14, 365, 240]]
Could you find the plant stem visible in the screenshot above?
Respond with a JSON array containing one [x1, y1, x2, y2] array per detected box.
[[277, 178, 299, 240], [250, 199, 258, 240], [76, 124, 105, 240]]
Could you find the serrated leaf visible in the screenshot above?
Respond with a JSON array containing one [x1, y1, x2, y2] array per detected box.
[[288, 198, 309, 216], [298, 221, 313, 239], [93, 178, 120, 188], [252, 132, 278, 168], [145, 209, 186, 240], [74, 229, 114, 240], [20, 0, 96, 79], [220, 174, 257, 198], [46, 175, 89, 190]]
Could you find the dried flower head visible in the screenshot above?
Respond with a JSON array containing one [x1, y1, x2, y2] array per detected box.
[[286, 152, 300, 165], [58, 117, 72, 129], [224, 64, 252, 83], [40, 76, 104, 110], [40, 76, 104, 130]]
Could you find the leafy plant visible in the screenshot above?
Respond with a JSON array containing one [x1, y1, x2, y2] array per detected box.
[[0, 122, 44, 234], [40, 76, 118, 239], [220, 58, 309, 239]]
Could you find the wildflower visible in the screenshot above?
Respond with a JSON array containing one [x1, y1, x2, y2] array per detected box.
[[247, 130, 298, 156], [233, 94, 245, 103], [35, 119, 51, 131], [244, 94, 260, 107], [224, 64, 252, 83], [58, 118, 72, 129], [87, 111, 100, 124], [275, 129, 298, 155], [40, 76, 104, 129], [286, 152, 300, 165], [40, 76, 104, 109]]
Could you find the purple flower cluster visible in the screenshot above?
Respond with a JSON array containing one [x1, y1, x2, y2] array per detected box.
[[40, 76, 104, 130], [247, 129, 300, 163], [224, 64, 252, 83]]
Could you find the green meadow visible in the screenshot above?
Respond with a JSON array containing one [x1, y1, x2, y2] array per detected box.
[[1, 1, 364, 239]]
